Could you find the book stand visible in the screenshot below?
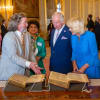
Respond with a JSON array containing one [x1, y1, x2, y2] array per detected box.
[[48, 83, 88, 92], [3, 78, 49, 92]]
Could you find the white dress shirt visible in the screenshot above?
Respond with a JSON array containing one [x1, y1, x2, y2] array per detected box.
[[53, 24, 65, 46], [15, 30, 31, 68]]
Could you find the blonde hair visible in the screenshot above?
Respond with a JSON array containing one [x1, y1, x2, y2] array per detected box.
[[67, 17, 85, 34]]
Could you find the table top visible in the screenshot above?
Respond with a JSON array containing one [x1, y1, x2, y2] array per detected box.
[[0, 86, 100, 100]]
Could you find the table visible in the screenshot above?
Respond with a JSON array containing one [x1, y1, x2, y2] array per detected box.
[[0, 86, 100, 100]]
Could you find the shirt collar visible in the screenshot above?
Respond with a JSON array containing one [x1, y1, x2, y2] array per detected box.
[[15, 30, 22, 38]]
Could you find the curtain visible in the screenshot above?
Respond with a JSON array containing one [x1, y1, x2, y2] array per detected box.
[[0, 0, 13, 21], [61, 0, 100, 23]]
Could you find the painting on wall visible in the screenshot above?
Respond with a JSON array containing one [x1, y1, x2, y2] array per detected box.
[[13, 0, 39, 18]]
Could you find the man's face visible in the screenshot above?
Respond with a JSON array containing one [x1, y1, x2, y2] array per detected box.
[[52, 16, 64, 30], [18, 17, 28, 33]]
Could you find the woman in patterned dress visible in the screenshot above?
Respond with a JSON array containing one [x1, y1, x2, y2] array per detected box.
[[28, 20, 46, 75]]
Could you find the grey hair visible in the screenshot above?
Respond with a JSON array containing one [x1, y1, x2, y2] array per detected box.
[[8, 13, 26, 31], [52, 12, 64, 22]]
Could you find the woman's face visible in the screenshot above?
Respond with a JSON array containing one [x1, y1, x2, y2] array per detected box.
[[69, 27, 77, 35], [69, 23, 79, 35], [28, 24, 38, 35]]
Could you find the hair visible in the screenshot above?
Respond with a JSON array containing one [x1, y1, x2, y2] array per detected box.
[[88, 14, 92, 19], [67, 17, 85, 34], [8, 13, 26, 31], [27, 20, 40, 30], [2, 19, 5, 23], [52, 12, 64, 23]]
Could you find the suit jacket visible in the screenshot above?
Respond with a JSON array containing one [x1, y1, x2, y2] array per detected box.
[[50, 25, 73, 74], [0, 31, 36, 80], [1, 24, 8, 39], [0, 34, 2, 48]]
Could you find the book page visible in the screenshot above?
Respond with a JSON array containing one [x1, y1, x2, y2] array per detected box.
[[66, 73, 89, 83], [49, 71, 69, 88], [8, 74, 28, 88], [27, 74, 45, 83]]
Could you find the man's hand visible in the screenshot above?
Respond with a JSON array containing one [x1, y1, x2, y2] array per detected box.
[[29, 62, 42, 74]]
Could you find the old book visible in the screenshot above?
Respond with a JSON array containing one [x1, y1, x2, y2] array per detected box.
[[7, 74, 45, 88], [48, 71, 89, 89]]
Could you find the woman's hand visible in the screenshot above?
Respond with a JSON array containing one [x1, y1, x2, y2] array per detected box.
[[72, 60, 78, 72], [73, 65, 78, 72], [78, 64, 89, 73]]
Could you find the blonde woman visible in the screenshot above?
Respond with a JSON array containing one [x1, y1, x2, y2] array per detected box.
[[67, 17, 100, 78]]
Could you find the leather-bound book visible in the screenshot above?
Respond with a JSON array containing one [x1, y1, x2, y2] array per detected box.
[[48, 71, 89, 91], [4, 74, 45, 92]]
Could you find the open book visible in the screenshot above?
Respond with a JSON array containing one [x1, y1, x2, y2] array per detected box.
[[48, 71, 89, 89], [7, 74, 45, 88]]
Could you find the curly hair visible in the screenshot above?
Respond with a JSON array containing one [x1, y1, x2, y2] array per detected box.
[[27, 20, 40, 30], [8, 13, 26, 31]]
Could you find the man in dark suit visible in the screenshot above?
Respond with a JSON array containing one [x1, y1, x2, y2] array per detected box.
[[1, 20, 8, 48], [47, 20, 54, 46], [94, 18, 100, 50], [86, 14, 94, 32], [1, 20, 8, 40], [50, 12, 73, 74]]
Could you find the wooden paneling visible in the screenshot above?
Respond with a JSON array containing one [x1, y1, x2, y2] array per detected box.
[[13, 0, 39, 18]]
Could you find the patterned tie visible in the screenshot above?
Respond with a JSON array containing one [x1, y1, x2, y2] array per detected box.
[[55, 30, 59, 41], [54, 30, 59, 45], [21, 33, 25, 58]]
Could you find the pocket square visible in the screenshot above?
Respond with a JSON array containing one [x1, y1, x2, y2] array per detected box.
[[61, 36, 68, 40], [64, 30, 66, 32]]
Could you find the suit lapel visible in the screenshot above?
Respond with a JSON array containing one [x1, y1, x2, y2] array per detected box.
[[14, 31, 22, 48], [24, 33, 29, 59], [14, 31, 26, 58], [54, 26, 66, 46], [51, 29, 55, 48]]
